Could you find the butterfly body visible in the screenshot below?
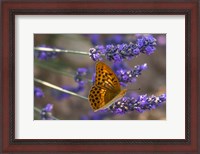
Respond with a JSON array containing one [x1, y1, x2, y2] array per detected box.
[[89, 61, 127, 112]]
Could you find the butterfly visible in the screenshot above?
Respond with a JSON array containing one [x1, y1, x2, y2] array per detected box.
[[88, 61, 127, 112]]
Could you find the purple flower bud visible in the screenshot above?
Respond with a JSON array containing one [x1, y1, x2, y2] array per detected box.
[[137, 38, 144, 48], [159, 93, 166, 101], [41, 103, 54, 120], [132, 48, 140, 55], [89, 48, 103, 61], [34, 87, 44, 98], [141, 63, 148, 70], [113, 54, 122, 62], [77, 68, 87, 75], [44, 104, 53, 112], [96, 45, 106, 54], [74, 67, 88, 83], [145, 46, 156, 55], [39, 52, 47, 60]]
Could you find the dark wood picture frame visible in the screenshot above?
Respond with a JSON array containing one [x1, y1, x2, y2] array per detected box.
[[1, 0, 199, 153]]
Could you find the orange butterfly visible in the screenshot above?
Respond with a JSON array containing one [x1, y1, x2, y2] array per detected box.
[[89, 61, 127, 112]]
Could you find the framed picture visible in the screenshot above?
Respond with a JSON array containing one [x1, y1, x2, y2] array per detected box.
[[1, 0, 199, 153]]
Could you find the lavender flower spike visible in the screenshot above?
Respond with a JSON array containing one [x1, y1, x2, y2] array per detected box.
[[89, 35, 157, 62], [104, 93, 166, 114], [116, 63, 148, 86]]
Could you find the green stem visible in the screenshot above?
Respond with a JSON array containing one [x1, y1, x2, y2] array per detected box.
[[34, 78, 88, 100], [34, 106, 59, 120], [35, 60, 93, 83], [34, 47, 89, 55], [35, 61, 74, 78]]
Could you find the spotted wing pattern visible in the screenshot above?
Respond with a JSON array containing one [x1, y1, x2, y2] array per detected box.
[[95, 61, 121, 92], [89, 85, 117, 111], [88, 61, 126, 111]]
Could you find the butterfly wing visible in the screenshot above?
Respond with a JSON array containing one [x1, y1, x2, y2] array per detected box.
[[95, 61, 121, 93], [89, 62, 127, 111], [89, 85, 118, 111]]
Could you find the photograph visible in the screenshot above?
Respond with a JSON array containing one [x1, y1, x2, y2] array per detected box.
[[34, 34, 166, 120]]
